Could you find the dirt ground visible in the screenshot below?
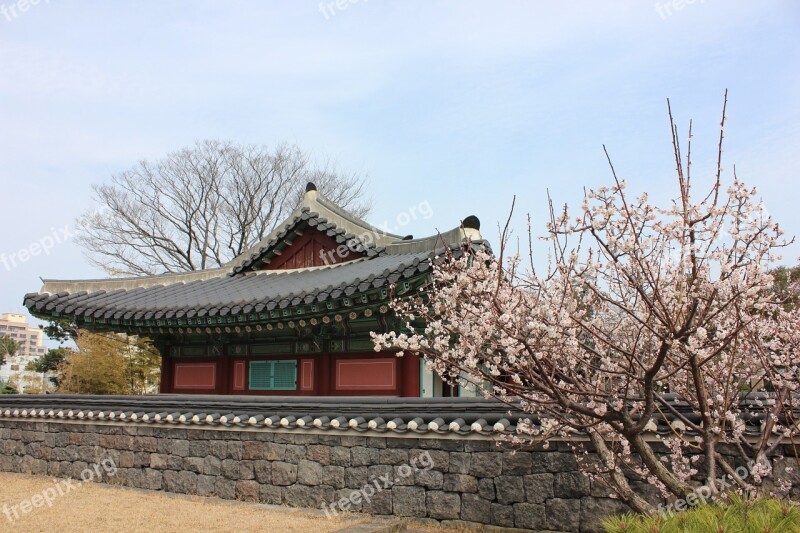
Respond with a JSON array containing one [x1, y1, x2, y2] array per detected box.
[[0, 472, 363, 532]]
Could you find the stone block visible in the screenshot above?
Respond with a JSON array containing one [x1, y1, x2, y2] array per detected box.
[[196, 474, 216, 496], [187, 441, 208, 457], [284, 484, 335, 508], [524, 473, 554, 504], [439, 440, 464, 452], [177, 470, 197, 493], [393, 486, 426, 517], [448, 452, 471, 474], [410, 449, 448, 472], [415, 469, 443, 489], [236, 480, 260, 501], [297, 459, 323, 485], [385, 438, 416, 449], [392, 465, 416, 485], [338, 436, 367, 447], [513, 502, 546, 530], [580, 497, 630, 533], [150, 453, 168, 470], [306, 445, 331, 465], [546, 498, 581, 532], [331, 446, 351, 467], [351, 446, 379, 467], [222, 458, 240, 479], [203, 455, 221, 476], [379, 448, 409, 466], [531, 452, 577, 473], [253, 460, 272, 484], [117, 451, 135, 469], [426, 491, 460, 520], [238, 460, 255, 480], [209, 441, 228, 458], [242, 440, 267, 460], [226, 441, 243, 460], [183, 456, 204, 473], [495, 476, 525, 504], [443, 473, 478, 493], [502, 452, 532, 475], [133, 452, 151, 468], [260, 484, 282, 504], [417, 438, 443, 450], [361, 487, 392, 515], [368, 464, 393, 485], [470, 452, 501, 478], [162, 470, 179, 492], [464, 440, 494, 452], [317, 435, 341, 446], [332, 488, 361, 512], [171, 440, 190, 457], [345, 466, 369, 489], [272, 461, 297, 486], [322, 465, 345, 489], [284, 444, 305, 464], [287, 434, 319, 445], [460, 493, 491, 524], [553, 471, 590, 499], [264, 442, 286, 461], [478, 477, 496, 500], [215, 478, 236, 500]]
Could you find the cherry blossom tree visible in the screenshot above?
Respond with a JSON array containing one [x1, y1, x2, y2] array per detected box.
[[374, 93, 800, 514]]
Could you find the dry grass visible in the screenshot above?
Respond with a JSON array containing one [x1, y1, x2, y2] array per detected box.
[[0, 472, 361, 532]]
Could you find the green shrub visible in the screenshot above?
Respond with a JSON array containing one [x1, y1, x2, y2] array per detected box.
[[602, 494, 800, 533]]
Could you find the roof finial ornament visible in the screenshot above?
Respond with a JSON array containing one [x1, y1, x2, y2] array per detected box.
[[306, 182, 317, 192], [462, 215, 480, 231]]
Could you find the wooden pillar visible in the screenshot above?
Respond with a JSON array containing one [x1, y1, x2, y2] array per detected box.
[[400, 351, 420, 397], [319, 351, 331, 396], [217, 342, 231, 395], [158, 343, 171, 394]]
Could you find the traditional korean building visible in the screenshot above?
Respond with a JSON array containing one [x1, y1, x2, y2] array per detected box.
[[24, 184, 485, 397]]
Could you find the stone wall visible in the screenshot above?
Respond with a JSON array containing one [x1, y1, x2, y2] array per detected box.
[[0, 420, 631, 532]]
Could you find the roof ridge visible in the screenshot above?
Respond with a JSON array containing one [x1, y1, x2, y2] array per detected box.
[[227, 188, 396, 275], [226, 187, 485, 275], [37, 267, 229, 295]]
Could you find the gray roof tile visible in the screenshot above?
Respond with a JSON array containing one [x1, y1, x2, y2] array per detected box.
[[25, 187, 489, 324], [25, 251, 443, 321]]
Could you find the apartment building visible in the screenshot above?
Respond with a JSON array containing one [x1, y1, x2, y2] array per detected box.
[[0, 313, 47, 356], [0, 313, 48, 391]]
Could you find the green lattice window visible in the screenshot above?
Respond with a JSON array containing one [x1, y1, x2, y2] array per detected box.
[[249, 360, 297, 391]]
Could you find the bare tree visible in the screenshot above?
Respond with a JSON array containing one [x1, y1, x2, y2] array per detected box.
[[76, 141, 371, 276]]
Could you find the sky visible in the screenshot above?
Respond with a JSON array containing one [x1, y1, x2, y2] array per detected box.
[[0, 1, 798, 346]]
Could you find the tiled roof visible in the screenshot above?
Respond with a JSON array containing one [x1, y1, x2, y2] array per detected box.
[[0, 394, 776, 437], [24, 185, 485, 324], [24, 251, 434, 321], [0, 395, 523, 436]]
